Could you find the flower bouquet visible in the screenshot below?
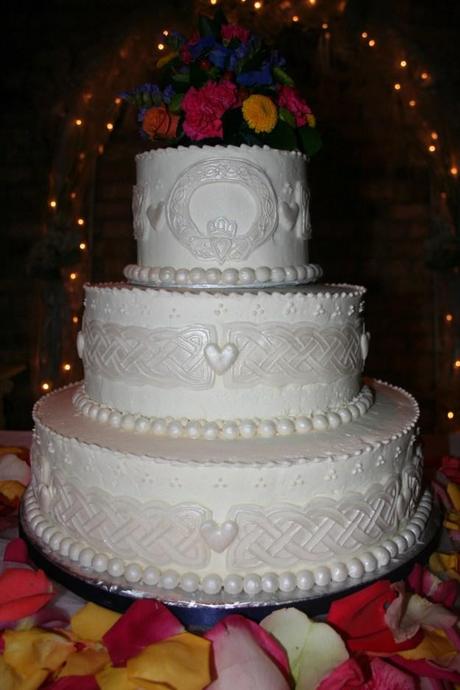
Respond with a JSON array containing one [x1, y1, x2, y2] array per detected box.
[[122, 11, 321, 156]]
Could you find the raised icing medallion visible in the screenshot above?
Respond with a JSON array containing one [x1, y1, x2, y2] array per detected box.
[[200, 519, 238, 553], [204, 343, 239, 375], [166, 157, 278, 263]]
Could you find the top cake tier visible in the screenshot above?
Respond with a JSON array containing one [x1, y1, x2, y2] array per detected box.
[[124, 145, 322, 289]]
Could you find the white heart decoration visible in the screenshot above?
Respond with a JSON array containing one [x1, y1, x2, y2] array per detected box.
[[146, 201, 165, 232], [360, 331, 371, 361], [204, 343, 239, 375], [76, 331, 85, 359], [279, 200, 300, 232], [200, 520, 238, 553]]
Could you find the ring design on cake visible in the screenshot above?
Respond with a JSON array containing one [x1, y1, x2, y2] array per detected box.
[[204, 343, 239, 375], [200, 520, 238, 553], [166, 158, 278, 263]]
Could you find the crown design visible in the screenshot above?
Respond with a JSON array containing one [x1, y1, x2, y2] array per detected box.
[[206, 217, 237, 239]]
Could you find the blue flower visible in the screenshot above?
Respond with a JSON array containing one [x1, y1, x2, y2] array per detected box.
[[208, 44, 229, 69], [188, 35, 215, 60], [162, 84, 175, 104], [228, 42, 252, 71], [236, 62, 273, 87]]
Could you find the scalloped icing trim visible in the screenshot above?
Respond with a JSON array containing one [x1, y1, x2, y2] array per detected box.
[[123, 263, 323, 289], [22, 487, 432, 597], [72, 385, 375, 440], [136, 143, 308, 163]]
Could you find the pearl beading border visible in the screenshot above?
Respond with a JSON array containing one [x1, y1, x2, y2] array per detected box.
[[23, 488, 432, 597], [72, 385, 374, 441], [123, 263, 323, 289]]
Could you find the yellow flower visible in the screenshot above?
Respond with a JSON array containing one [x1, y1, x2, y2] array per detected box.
[[242, 95, 278, 133]]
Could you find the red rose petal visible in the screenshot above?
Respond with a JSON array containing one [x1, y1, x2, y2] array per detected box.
[[44, 676, 99, 690], [4, 537, 29, 563], [102, 599, 184, 666]]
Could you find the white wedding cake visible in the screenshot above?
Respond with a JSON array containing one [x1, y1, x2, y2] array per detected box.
[[22, 145, 430, 599]]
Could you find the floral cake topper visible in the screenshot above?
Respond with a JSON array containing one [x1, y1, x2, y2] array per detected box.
[[122, 11, 321, 156]]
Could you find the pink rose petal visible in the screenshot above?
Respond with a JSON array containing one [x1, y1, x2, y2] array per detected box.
[[102, 599, 184, 666], [369, 657, 416, 690], [390, 655, 460, 683], [205, 614, 290, 690], [316, 657, 365, 689]]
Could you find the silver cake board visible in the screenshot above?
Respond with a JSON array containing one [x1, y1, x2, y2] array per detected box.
[[19, 505, 441, 630]]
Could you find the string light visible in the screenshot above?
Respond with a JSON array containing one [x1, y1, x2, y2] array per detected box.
[[72, 316, 79, 324], [400, 60, 407, 68], [114, 97, 122, 105], [63, 363, 72, 372], [41, 382, 51, 392], [450, 166, 458, 177], [394, 83, 401, 91], [106, 122, 114, 131], [454, 360, 460, 369], [163, 30, 169, 36], [420, 71, 429, 80], [75, 118, 83, 126], [428, 144, 436, 153], [79, 152, 86, 160], [254, 1, 262, 8], [98, 144, 104, 155], [361, 32, 368, 39], [77, 217, 85, 226], [322, 23, 329, 29], [69, 272, 77, 281], [447, 411, 455, 420], [408, 99, 416, 108], [157, 43, 165, 50], [446, 313, 454, 323], [307, 0, 316, 5], [79, 242, 87, 250], [368, 39, 376, 47], [49, 199, 57, 209], [292, 15, 299, 22], [210, 0, 217, 4], [431, 132, 438, 140], [70, 192, 77, 200]]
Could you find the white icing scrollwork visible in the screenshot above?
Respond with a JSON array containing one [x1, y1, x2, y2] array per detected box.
[[166, 158, 278, 263], [132, 185, 151, 241]]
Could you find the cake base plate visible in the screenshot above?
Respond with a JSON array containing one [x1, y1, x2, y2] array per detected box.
[[19, 503, 441, 630]]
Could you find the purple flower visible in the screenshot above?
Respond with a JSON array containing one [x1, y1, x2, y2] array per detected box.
[[209, 44, 230, 69], [188, 35, 215, 60], [162, 84, 175, 104], [236, 62, 273, 87]]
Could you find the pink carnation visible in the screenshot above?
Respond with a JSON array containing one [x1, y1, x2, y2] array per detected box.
[[182, 79, 238, 141], [221, 24, 250, 44], [278, 85, 313, 127]]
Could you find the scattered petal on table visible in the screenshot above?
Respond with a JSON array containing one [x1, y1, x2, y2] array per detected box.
[[316, 656, 364, 689], [429, 553, 460, 582], [407, 563, 459, 608], [57, 645, 110, 677], [327, 580, 422, 654], [0, 568, 54, 624], [390, 654, 460, 683], [397, 627, 457, 663], [0, 454, 30, 485], [102, 599, 184, 666], [368, 657, 416, 689], [261, 607, 347, 687], [205, 615, 290, 690], [127, 631, 211, 690], [3, 628, 75, 678], [71, 602, 121, 643], [97, 665, 137, 690], [46, 675, 100, 690], [3, 538, 28, 564]]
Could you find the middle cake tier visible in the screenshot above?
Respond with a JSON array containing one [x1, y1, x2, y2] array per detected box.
[[78, 283, 368, 423]]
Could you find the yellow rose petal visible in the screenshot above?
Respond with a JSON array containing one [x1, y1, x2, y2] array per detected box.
[[0, 480, 25, 502], [71, 602, 121, 642], [127, 632, 211, 690], [4, 629, 74, 679], [429, 552, 460, 581], [447, 483, 460, 511], [0, 656, 22, 690], [58, 645, 110, 677], [398, 628, 457, 662], [96, 665, 138, 690]]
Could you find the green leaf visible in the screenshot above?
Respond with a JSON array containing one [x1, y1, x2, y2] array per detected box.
[[298, 125, 322, 156], [279, 107, 296, 127], [273, 66, 294, 86], [190, 62, 211, 88], [172, 72, 190, 84], [263, 119, 298, 151], [169, 93, 184, 113]]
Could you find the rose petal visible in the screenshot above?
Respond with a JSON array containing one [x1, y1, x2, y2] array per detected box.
[[205, 614, 291, 690], [0, 568, 54, 623], [327, 580, 421, 653], [369, 657, 416, 690], [209, 614, 290, 680], [0, 481, 25, 507], [390, 654, 460, 683], [397, 627, 457, 662], [46, 676, 100, 690], [316, 657, 364, 689], [71, 603, 121, 643], [102, 599, 184, 666], [126, 632, 211, 689], [0, 454, 31, 485], [4, 538, 29, 564], [3, 628, 75, 677], [261, 607, 348, 686], [57, 645, 110, 677], [96, 666, 136, 690]]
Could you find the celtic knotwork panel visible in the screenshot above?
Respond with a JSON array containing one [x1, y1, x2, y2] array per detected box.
[[132, 184, 150, 241], [83, 321, 216, 389], [224, 322, 363, 386], [227, 478, 404, 569], [50, 474, 211, 567], [166, 158, 278, 263]]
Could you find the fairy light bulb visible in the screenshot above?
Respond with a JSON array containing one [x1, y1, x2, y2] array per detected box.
[[450, 166, 458, 177], [421, 71, 429, 80], [394, 83, 401, 91], [361, 32, 368, 39], [163, 30, 169, 36], [77, 218, 85, 226], [447, 411, 455, 420], [49, 199, 57, 209], [70, 191, 77, 200], [431, 132, 438, 140], [79, 152, 85, 160], [446, 313, 454, 323], [75, 118, 83, 126], [70, 272, 77, 281], [428, 144, 436, 153], [210, 0, 217, 4], [292, 15, 299, 22], [409, 99, 416, 108], [63, 363, 71, 372], [368, 39, 376, 47], [79, 242, 86, 250], [106, 122, 114, 131], [322, 23, 328, 29], [72, 316, 79, 324], [98, 144, 104, 155], [254, 1, 262, 8], [454, 360, 460, 369], [308, 0, 316, 5], [41, 382, 51, 392], [114, 97, 122, 105], [400, 59, 407, 68], [157, 42, 165, 50]]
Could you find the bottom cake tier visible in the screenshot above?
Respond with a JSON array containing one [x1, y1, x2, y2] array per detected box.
[[22, 380, 428, 598]]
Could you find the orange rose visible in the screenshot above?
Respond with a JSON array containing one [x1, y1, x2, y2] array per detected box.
[[142, 106, 179, 140]]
